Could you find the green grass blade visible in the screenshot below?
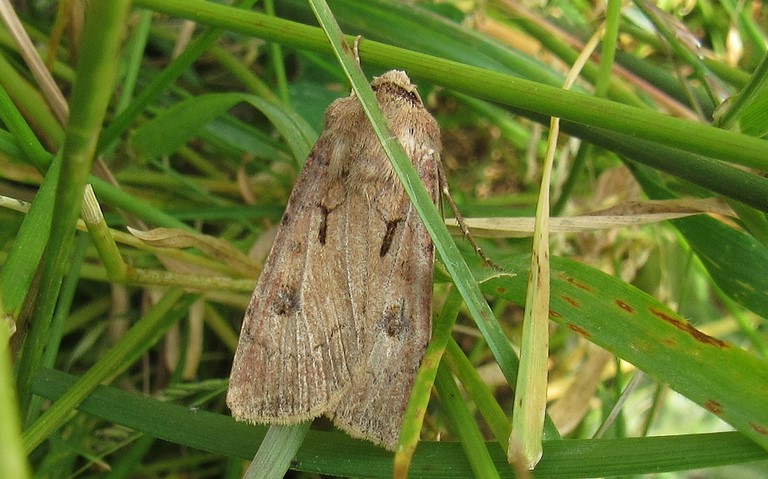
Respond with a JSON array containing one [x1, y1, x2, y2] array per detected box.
[[98, 0, 261, 152], [715, 53, 768, 136], [278, 0, 565, 87], [243, 423, 311, 479], [14, 0, 133, 416], [133, 0, 768, 169], [31, 369, 768, 478], [550, 118, 768, 213], [435, 363, 505, 478], [131, 93, 316, 164], [478, 255, 768, 451], [0, 53, 63, 152], [395, 288, 463, 475], [0, 76, 52, 168], [0, 322, 30, 479], [23, 289, 192, 452], [0, 153, 61, 327], [632, 164, 768, 319]]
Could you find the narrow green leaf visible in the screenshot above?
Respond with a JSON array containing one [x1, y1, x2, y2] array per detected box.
[[478, 255, 768, 451], [0, 153, 61, 325], [133, 0, 768, 169], [714, 52, 768, 134], [131, 93, 316, 163], [395, 288, 463, 475], [15, 0, 133, 418], [0, 322, 30, 479], [0, 76, 53, 169], [131, 94, 244, 160], [435, 363, 506, 478], [0, 54, 64, 153], [98, 0, 261, 152], [277, 0, 565, 88], [23, 289, 192, 452], [244, 424, 310, 479], [31, 369, 768, 477], [632, 165, 768, 319], [443, 338, 511, 446]]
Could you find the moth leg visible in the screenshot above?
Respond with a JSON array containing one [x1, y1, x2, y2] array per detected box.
[[436, 160, 500, 269]]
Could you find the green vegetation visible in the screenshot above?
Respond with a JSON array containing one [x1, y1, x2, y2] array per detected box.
[[1, 0, 767, 477]]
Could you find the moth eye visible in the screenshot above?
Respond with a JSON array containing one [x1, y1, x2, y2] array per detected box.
[[272, 284, 301, 316], [380, 219, 401, 257]]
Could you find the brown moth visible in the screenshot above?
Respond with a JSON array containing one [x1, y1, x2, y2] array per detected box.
[[226, 70, 440, 450]]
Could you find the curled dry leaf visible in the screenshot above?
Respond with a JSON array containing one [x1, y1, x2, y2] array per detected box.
[[446, 198, 735, 238], [127, 227, 259, 278]]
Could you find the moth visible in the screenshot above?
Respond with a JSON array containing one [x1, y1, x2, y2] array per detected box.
[[227, 70, 441, 450]]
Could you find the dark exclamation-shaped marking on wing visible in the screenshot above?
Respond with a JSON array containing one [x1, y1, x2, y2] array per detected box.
[[380, 219, 401, 257], [318, 205, 330, 245]]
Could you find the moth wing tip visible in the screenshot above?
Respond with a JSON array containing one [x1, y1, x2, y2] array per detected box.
[[331, 416, 399, 452]]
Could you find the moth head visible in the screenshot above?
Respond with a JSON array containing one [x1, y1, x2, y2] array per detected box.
[[371, 70, 423, 107]]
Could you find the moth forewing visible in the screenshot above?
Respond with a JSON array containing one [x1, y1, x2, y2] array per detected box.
[[227, 70, 441, 451], [226, 140, 368, 424], [331, 147, 439, 450]]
